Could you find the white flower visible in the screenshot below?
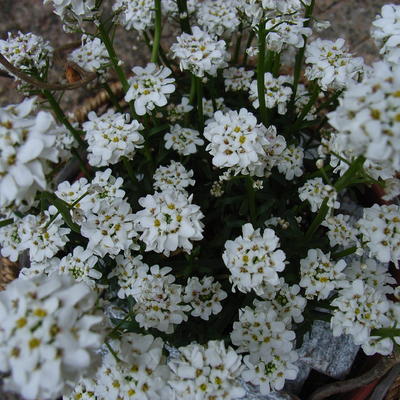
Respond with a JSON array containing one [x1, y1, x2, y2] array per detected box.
[[198, 0, 240, 36], [0, 273, 104, 400], [162, 0, 197, 18], [0, 32, 53, 79], [202, 97, 226, 117], [305, 38, 364, 91], [107, 253, 149, 299], [223, 67, 254, 92], [168, 340, 245, 400], [321, 214, 360, 249], [249, 73, 292, 115], [68, 34, 108, 74], [223, 223, 286, 295], [371, 4, 400, 65], [183, 276, 227, 320], [0, 98, 60, 208], [357, 204, 400, 264], [134, 190, 204, 256], [345, 257, 396, 296], [171, 26, 229, 77], [75, 332, 171, 400], [327, 61, 400, 171], [164, 124, 204, 155], [153, 161, 195, 193], [19, 212, 70, 263], [0, 217, 22, 262], [298, 177, 340, 212], [382, 177, 400, 201], [204, 108, 270, 175], [132, 265, 190, 333], [165, 96, 193, 123], [276, 145, 304, 180], [83, 109, 144, 167], [330, 279, 394, 355], [113, 0, 154, 31], [55, 246, 101, 288], [80, 198, 137, 258], [210, 181, 224, 197], [299, 248, 347, 300], [125, 63, 175, 116], [295, 83, 317, 120]]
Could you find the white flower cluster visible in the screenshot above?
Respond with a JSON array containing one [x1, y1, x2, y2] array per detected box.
[[44, 0, 97, 29], [372, 4, 400, 65], [299, 248, 347, 300], [328, 62, 400, 171], [68, 333, 170, 400], [184, 276, 227, 320], [0, 31, 53, 79], [125, 63, 176, 116], [165, 96, 193, 123], [223, 223, 286, 295], [321, 214, 360, 249], [171, 26, 229, 77], [249, 73, 293, 115], [168, 340, 245, 399], [276, 145, 304, 180], [198, 0, 240, 36], [331, 279, 400, 355], [134, 190, 204, 256], [131, 265, 191, 333], [298, 177, 340, 212], [0, 274, 104, 400], [357, 204, 400, 264], [153, 160, 195, 193], [83, 109, 144, 167], [164, 124, 204, 156], [113, 0, 154, 31], [162, 0, 197, 18], [203, 96, 226, 117], [223, 67, 254, 92], [68, 34, 109, 74], [231, 305, 298, 394], [305, 38, 364, 90], [0, 217, 21, 262], [0, 98, 61, 208], [204, 108, 270, 175]]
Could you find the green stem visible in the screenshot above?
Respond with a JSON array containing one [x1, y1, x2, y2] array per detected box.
[[189, 74, 196, 104], [257, 21, 268, 126], [291, 0, 315, 103], [331, 246, 358, 259], [98, 21, 137, 118], [264, 50, 274, 73], [196, 76, 204, 132], [151, 0, 162, 64], [42, 89, 84, 146], [233, 23, 243, 64], [122, 157, 137, 184], [176, 0, 192, 34], [102, 82, 123, 113], [243, 30, 256, 66], [71, 148, 90, 178], [272, 52, 281, 77]]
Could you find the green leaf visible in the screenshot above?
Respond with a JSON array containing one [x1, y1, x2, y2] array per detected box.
[[0, 218, 14, 228]]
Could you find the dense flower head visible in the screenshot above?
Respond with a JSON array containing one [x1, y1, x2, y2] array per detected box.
[[328, 62, 400, 170], [331, 279, 398, 355], [0, 273, 104, 400], [131, 265, 190, 333], [165, 96, 193, 123], [276, 145, 304, 180], [0, 31, 53, 79], [305, 38, 364, 90], [202, 96, 226, 117], [83, 109, 144, 167], [249, 73, 293, 114], [183, 276, 228, 320], [164, 124, 204, 156], [171, 26, 229, 77], [0, 98, 61, 208], [153, 160, 195, 193], [321, 214, 360, 249], [168, 340, 245, 400], [223, 67, 254, 92], [125, 63, 176, 116], [198, 0, 240, 36], [223, 223, 286, 295], [371, 4, 400, 65], [357, 204, 400, 264], [0, 217, 22, 262], [162, 0, 197, 18], [68, 34, 109, 74], [203, 108, 270, 175], [299, 248, 347, 300], [134, 190, 204, 256], [298, 177, 340, 212], [113, 0, 154, 31]]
